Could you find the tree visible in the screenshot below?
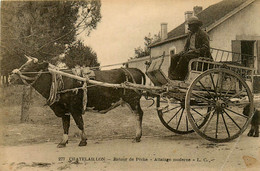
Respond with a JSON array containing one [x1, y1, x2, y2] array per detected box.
[[0, 1, 102, 122], [134, 32, 161, 58], [1, 0, 101, 73], [64, 41, 100, 68]]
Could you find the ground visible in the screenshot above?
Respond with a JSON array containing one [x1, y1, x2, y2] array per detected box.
[[0, 86, 260, 171]]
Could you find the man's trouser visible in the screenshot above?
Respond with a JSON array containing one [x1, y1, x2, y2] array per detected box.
[[168, 52, 199, 80]]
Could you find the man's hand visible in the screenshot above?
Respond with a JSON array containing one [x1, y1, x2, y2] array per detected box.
[[187, 49, 199, 54]]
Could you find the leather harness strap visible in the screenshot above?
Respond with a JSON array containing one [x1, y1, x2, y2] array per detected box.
[[120, 68, 137, 84]]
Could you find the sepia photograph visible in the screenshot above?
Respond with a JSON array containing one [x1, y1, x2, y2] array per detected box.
[[0, 0, 260, 170]]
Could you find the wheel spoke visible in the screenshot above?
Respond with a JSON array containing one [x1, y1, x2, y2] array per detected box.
[[191, 108, 206, 119], [198, 81, 216, 102], [225, 91, 244, 101], [162, 105, 180, 114], [223, 110, 241, 130], [221, 112, 230, 138], [191, 92, 214, 104], [224, 100, 241, 106], [167, 107, 182, 124], [190, 112, 199, 127], [176, 108, 184, 129], [223, 77, 236, 99], [191, 105, 215, 109], [205, 107, 215, 117], [210, 73, 218, 98], [218, 72, 224, 98], [203, 110, 216, 133], [225, 108, 249, 118], [215, 112, 219, 139]]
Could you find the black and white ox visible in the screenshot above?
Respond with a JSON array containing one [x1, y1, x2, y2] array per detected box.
[[9, 56, 146, 148]]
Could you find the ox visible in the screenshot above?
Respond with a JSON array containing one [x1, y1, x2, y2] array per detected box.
[[9, 56, 146, 148]]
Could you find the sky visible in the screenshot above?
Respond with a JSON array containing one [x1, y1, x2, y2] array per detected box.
[[78, 0, 222, 67]]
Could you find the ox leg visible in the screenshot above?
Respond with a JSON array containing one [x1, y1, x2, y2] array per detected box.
[[57, 115, 70, 148], [71, 112, 87, 146], [253, 125, 259, 137], [128, 102, 143, 143], [57, 114, 70, 148]]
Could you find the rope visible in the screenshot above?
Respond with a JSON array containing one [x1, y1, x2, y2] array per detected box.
[[46, 71, 64, 106]]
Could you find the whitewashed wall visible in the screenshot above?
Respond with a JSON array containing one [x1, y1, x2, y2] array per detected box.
[[208, 0, 260, 61]]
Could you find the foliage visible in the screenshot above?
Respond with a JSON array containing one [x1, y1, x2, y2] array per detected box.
[[1, 0, 101, 75], [64, 41, 100, 68], [134, 32, 161, 58]]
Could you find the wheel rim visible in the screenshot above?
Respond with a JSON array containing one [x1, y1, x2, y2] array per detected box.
[[157, 96, 209, 134], [185, 68, 254, 143]]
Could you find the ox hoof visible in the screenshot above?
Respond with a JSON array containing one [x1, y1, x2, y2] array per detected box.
[[247, 132, 253, 137], [79, 140, 87, 146], [253, 134, 259, 137], [57, 143, 66, 148], [57, 140, 68, 148], [132, 138, 141, 143]]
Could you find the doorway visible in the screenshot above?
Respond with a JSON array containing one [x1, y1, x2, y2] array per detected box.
[[241, 41, 255, 68]]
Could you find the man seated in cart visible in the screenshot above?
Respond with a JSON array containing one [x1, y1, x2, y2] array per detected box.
[[168, 16, 212, 81]]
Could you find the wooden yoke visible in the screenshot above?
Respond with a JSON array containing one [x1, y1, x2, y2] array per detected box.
[[145, 52, 169, 86]]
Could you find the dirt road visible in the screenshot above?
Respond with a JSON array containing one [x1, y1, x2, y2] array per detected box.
[[1, 133, 260, 171], [1, 87, 260, 171]]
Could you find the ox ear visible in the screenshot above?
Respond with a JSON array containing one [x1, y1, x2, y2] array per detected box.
[[32, 57, 38, 63]]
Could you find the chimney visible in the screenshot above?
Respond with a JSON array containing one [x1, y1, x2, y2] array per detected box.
[[161, 23, 168, 40], [184, 11, 193, 33], [193, 6, 203, 16]]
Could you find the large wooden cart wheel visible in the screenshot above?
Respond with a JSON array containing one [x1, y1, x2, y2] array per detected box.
[[185, 68, 254, 143], [157, 95, 209, 134]]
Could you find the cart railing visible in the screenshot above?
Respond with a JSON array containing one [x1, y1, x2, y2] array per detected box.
[[188, 58, 254, 79], [187, 47, 255, 83], [187, 58, 255, 91], [210, 47, 256, 64]]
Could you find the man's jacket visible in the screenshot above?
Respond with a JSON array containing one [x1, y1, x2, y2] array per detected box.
[[184, 28, 212, 58]]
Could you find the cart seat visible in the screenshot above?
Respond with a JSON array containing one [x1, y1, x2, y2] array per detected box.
[[146, 55, 168, 86]]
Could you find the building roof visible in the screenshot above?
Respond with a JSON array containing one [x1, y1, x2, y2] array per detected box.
[[150, 0, 255, 48]]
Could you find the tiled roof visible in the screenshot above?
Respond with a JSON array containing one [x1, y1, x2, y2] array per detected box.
[[150, 0, 250, 47]]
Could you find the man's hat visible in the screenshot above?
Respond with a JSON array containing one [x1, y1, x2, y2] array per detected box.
[[187, 16, 202, 26]]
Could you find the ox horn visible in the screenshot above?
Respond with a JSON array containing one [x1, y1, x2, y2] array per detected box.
[[24, 55, 38, 63], [24, 55, 32, 61]]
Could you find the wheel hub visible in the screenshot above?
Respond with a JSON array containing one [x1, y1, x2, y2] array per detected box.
[[215, 100, 226, 113]]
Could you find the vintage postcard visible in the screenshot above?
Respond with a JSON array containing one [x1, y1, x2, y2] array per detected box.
[[1, 0, 260, 170]]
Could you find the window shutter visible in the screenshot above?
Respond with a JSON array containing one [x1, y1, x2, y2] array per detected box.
[[232, 40, 241, 62]]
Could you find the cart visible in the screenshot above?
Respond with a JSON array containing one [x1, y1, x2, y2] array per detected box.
[[145, 48, 255, 143], [48, 48, 255, 143]]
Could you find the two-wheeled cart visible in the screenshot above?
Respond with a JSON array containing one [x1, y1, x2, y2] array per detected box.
[[145, 48, 255, 143]]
